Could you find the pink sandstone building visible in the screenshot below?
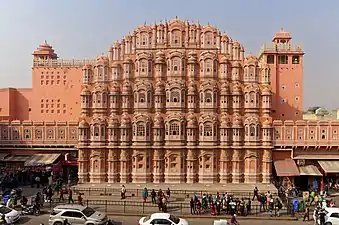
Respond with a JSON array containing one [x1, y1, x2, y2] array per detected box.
[[0, 18, 336, 188]]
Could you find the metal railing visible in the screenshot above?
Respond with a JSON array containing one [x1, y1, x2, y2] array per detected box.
[[71, 187, 278, 199], [44, 198, 290, 217]]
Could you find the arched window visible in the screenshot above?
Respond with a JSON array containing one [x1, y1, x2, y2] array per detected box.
[[171, 91, 180, 102], [172, 57, 180, 72], [136, 123, 145, 136], [169, 123, 180, 135], [96, 93, 101, 104], [139, 60, 147, 73], [205, 59, 212, 73], [205, 92, 212, 103], [249, 92, 255, 104], [250, 125, 255, 136], [141, 33, 148, 46], [204, 123, 213, 136], [94, 126, 99, 136], [138, 92, 145, 103]]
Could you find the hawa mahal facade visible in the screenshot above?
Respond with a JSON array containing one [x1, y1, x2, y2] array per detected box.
[[1, 18, 338, 185]]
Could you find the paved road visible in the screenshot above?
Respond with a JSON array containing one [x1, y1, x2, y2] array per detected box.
[[20, 214, 308, 225]]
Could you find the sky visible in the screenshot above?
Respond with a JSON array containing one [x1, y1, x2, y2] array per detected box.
[[0, 0, 338, 109]]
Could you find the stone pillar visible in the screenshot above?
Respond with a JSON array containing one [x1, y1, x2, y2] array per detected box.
[[186, 148, 197, 183], [107, 148, 119, 183], [231, 149, 242, 183], [89, 149, 106, 183], [262, 149, 272, 183], [219, 149, 230, 183], [153, 148, 164, 183], [78, 148, 88, 183], [244, 150, 259, 184], [120, 148, 130, 183]]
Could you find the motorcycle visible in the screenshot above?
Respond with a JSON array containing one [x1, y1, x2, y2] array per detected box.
[[21, 204, 41, 216]]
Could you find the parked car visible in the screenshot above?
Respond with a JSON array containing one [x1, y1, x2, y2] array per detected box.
[[49, 204, 107, 225], [0, 205, 20, 224], [139, 213, 189, 225], [319, 207, 339, 225]]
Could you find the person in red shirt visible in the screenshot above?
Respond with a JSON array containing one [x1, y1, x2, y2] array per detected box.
[[230, 214, 239, 225]]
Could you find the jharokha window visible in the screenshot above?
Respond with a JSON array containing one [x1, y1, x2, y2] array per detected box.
[[136, 124, 145, 136], [204, 124, 213, 136], [169, 123, 180, 135]]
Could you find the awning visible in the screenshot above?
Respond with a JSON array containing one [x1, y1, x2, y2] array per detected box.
[[298, 165, 323, 176], [318, 161, 339, 173], [24, 154, 61, 167], [3, 155, 31, 162], [274, 159, 300, 177], [294, 154, 339, 160]]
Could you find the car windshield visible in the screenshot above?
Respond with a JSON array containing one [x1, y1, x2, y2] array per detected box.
[[0, 206, 12, 214], [82, 207, 95, 217], [169, 215, 180, 224]]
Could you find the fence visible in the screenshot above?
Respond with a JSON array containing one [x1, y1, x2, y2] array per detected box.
[[71, 187, 278, 199], [44, 198, 290, 217]]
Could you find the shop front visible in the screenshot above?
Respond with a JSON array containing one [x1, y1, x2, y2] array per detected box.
[[273, 159, 300, 190]]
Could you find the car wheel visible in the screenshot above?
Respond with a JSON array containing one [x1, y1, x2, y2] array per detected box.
[[54, 222, 62, 225], [325, 222, 332, 225], [87, 223, 94, 225]]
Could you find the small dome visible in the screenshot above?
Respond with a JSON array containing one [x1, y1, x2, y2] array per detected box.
[[122, 81, 132, 93], [96, 55, 109, 66], [155, 81, 164, 94], [156, 51, 165, 57], [220, 113, 231, 127], [81, 86, 91, 95], [219, 55, 230, 64], [154, 113, 164, 127], [244, 84, 260, 93], [233, 41, 240, 47], [220, 82, 230, 94], [112, 61, 120, 68], [232, 83, 242, 93], [245, 55, 258, 65], [121, 113, 131, 124], [261, 86, 271, 95], [188, 82, 196, 94], [187, 114, 197, 128], [262, 118, 272, 127], [108, 114, 119, 127], [39, 40, 53, 49], [123, 57, 133, 64], [110, 82, 120, 93], [188, 51, 196, 57], [155, 57, 165, 64], [221, 34, 229, 42], [232, 114, 242, 126], [82, 64, 92, 70], [187, 113, 196, 121], [231, 61, 241, 68], [79, 119, 89, 128], [188, 56, 197, 64]]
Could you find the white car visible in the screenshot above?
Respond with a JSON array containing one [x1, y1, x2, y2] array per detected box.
[[0, 205, 20, 224], [139, 213, 189, 225], [319, 207, 339, 225]]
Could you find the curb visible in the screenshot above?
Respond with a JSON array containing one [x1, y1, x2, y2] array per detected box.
[[106, 213, 298, 221]]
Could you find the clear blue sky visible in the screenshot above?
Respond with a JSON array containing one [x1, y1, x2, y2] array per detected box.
[[0, 0, 338, 109]]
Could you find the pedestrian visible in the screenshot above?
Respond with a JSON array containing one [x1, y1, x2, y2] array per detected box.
[[121, 185, 126, 199], [313, 208, 319, 225], [142, 187, 148, 203], [59, 188, 64, 202], [319, 209, 326, 225], [166, 188, 171, 202], [303, 207, 310, 221], [68, 188, 74, 204], [190, 197, 195, 214], [151, 189, 156, 204], [77, 193, 83, 206], [252, 186, 259, 201]]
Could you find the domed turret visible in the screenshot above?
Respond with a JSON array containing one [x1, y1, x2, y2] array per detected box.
[[96, 55, 109, 66], [232, 83, 242, 94], [187, 114, 197, 128], [220, 113, 231, 128], [110, 82, 120, 94], [232, 114, 242, 127], [261, 85, 271, 95], [155, 81, 164, 95], [79, 119, 89, 128], [81, 86, 91, 95], [123, 57, 133, 64], [262, 117, 272, 128], [122, 81, 132, 94], [121, 113, 131, 125], [188, 81, 197, 95], [108, 114, 120, 127], [220, 55, 230, 64], [154, 113, 164, 127], [220, 82, 230, 94]]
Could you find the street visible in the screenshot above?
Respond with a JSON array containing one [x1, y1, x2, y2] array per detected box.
[[21, 214, 309, 225]]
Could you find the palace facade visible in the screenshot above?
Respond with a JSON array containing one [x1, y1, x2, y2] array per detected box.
[[2, 18, 338, 186]]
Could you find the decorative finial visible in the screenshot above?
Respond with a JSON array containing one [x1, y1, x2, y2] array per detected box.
[[208, 22, 210, 26], [280, 28, 284, 32], [44, 40, 48, 44], [144, 21, 146, 26], [175, 16, 178, 19]]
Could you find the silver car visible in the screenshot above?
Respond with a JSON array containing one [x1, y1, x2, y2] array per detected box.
[[48, 204, 107, 225]]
